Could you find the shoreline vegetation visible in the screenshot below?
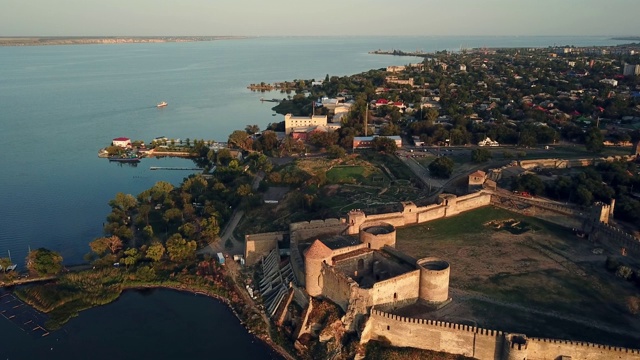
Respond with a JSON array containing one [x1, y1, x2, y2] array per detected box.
[[0, 36, 249, 47]]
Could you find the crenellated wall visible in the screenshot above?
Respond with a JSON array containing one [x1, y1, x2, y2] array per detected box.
[[362, 309, 640, 360], [593, 222, 640, 256], [362, 308, 504, 360]]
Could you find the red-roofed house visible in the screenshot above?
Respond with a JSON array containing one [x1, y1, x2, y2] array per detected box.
[[112, 137, 131, 148]]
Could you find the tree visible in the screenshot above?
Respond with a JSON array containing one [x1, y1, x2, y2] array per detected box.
[[371, 137, 398, 154], [471, 148, 492, 163], [121, 248, 140, 268], [0, 257, 12, 272], [163, 208, 183, 225], [90, 236, 123, 256], [166, 234, 197, 263], [200, 217, 220, 242], [585, 127, 604, 153], [137, 204, 151, 226], [109, 192, 138, 212], [512, 173, 545, 196], [146, 242, 166, 262], [326, 145, 346, 159], [428, 157, 454, 178], [26, 248, 63, 276], [228, 130, 251, 150], [245, 124, 260, 135], [236, 184, 253, 197]]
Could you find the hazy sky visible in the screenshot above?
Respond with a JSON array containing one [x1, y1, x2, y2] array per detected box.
[[2, 0, 639, 37]]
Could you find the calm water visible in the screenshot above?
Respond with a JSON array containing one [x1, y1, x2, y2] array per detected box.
[[0, 289, 282, 359], [0, 36, 630, 358]]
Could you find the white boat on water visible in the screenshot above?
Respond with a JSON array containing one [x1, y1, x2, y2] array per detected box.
[[157, 101, 168, 108]]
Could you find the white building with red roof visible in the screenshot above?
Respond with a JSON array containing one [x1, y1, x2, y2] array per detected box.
[[112, 137, 131, 148]]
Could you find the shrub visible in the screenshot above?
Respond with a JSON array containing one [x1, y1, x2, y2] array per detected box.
[[616, 265, 633, 280]]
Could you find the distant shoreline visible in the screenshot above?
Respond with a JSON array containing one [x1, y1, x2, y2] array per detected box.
[[0, 36, 249, 47]]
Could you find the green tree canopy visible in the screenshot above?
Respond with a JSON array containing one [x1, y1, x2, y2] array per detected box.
[[146, 242, 166, 262], [27, 248, 63, 276], [585, 127, 604, 153], [166, 235, 197, 263], [371, 137, 398, 154], [471, 148, 492, 163], [428, 157, 454, 178]]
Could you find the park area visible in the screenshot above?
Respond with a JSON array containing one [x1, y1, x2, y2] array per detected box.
[[395, 206, 640, 347]]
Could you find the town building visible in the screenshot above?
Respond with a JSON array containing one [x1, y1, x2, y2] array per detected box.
[[284, 114, 328, 135], [623, 63, 640, 76], [112, 137, 131, 148]]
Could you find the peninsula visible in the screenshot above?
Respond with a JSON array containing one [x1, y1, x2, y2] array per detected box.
[[0, 36, 247, 46]]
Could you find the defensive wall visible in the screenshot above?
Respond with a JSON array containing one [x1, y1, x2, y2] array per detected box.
[[518, 154, 636, 170], [362, 308, 640, 360], [593, 222, 640, 256], [346, 191, 492, 234], [244, 231, 287, 266]]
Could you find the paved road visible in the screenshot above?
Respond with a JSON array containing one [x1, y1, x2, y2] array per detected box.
[[198, 171, 265, 257]]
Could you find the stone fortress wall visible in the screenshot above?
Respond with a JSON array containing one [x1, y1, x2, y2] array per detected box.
[[518, 154, 636, 170], [362, 309, 640, 360], [245, 188, 640, 358]]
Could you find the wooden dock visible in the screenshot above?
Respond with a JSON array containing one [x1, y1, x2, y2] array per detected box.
[[0, 292, 50, 337]]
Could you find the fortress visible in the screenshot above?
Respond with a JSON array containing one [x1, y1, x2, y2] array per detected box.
[[245, 190, 640, 360]]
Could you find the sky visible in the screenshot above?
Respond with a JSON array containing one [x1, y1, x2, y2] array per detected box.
[[1, 0, 639, 37]]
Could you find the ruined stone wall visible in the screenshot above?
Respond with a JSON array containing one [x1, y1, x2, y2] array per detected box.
[[244, 231, 285, 266], [372, 270, 420, 305], [334, 251, 376, 277], [320, 262, 355, 311], [289, 218, 348, 242], [455, 192, 492, 213], [527, 337, 640, 360], [362, 309, 504, 360]]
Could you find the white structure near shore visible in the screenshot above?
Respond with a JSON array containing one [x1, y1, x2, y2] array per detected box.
[[284, 114, 328, 135]]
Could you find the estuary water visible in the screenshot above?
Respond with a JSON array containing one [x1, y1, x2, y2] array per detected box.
[[0, 36, 630, 358]]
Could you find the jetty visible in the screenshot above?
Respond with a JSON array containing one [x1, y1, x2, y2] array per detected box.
[[0, 292, 50, 337], [150, 167, 204, 171]]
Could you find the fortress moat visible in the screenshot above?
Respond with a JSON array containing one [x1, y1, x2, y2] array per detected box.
[[245, 190, 640, 359]]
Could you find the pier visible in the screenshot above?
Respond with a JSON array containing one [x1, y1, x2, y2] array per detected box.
[[150, 167, 204, 171], [0, 292, 50, 337]]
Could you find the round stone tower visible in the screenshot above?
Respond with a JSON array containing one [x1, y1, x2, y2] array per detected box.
[[304, 240, 333, 297], [359, 222, 396, 250], [503, 334, 528, 360], [417, 257, 450, 303]]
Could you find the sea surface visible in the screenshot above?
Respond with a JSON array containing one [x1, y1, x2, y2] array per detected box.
[[0, 36, 630, 358]]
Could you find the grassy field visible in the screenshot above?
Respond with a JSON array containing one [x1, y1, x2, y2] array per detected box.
[[395, 206, 640, 346]]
